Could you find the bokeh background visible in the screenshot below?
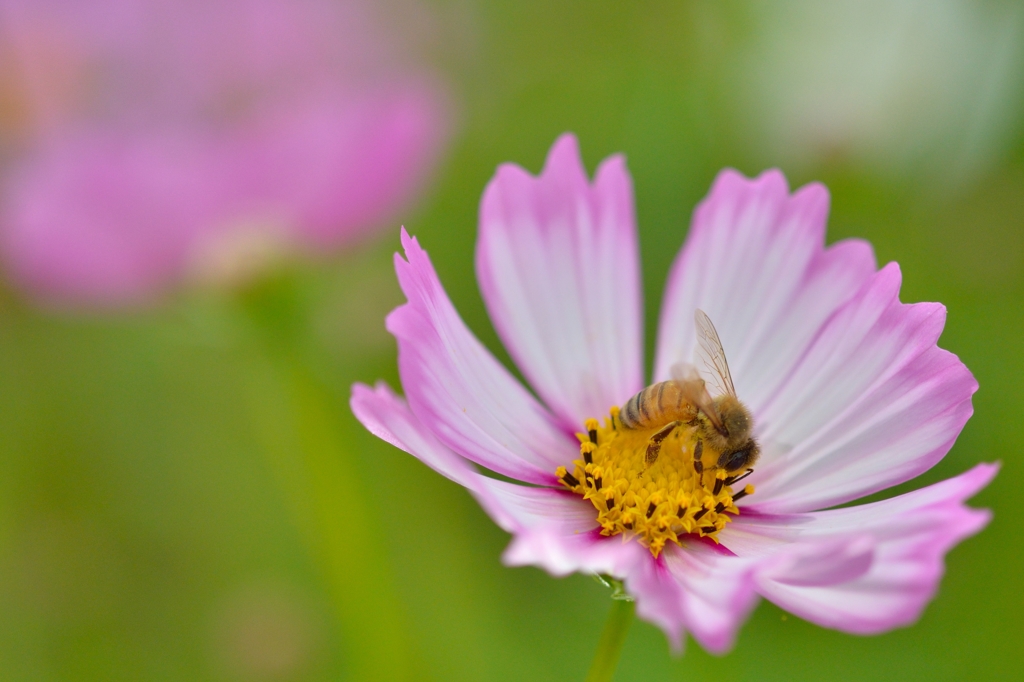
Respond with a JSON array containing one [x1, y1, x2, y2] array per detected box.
[[1, 1, 1023, 680]]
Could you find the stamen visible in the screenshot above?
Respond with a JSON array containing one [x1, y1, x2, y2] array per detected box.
[[713, 470, 726, 495], [732, 484, 755, 502], [586, 418, 599, 446], [581, 441, 595, 465], [557, 407, 757, 557], [557, 468, 580, 487]]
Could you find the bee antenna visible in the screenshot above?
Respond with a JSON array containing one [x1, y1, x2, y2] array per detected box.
[[724, 469, 753, 486]]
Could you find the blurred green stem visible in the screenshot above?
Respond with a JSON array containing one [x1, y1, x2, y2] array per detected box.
[[585, 598, 635, 682], [238, 280, 420, 680]]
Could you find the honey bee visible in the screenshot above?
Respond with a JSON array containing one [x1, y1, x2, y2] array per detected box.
[[619, 309, 759, 475]]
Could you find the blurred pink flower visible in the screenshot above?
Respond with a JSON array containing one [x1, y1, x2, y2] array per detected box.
[[0, 0, 450, 305], [351, 134, 994, 653]]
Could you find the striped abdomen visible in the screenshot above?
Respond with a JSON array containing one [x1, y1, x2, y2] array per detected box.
[[618, 381, 698, 430]]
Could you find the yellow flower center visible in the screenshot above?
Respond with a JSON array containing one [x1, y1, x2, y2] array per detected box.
[[556, 407, 755, 558]]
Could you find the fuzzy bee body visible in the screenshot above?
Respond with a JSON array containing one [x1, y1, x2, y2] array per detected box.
[[619, 381, 698, 430], [619, 310, 760, 474]]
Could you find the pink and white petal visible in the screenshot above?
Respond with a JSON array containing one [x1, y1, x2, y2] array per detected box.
[[728, 464, 995, 634], [387, 229, 576, 485], [625, 534, 850, 655], [473, 475, 600, 537], [572, 540, 761, 655], [503, 526, 645, 580], [509, 515, 761, 653], [749, 264, 977, 512], [476, 134, 643, 428], [351, 380, 594, 534], [351, 381, 478, 486], [653, 169, 876, 411], [758, 509, 991, 634], [659, 542, 761, 654], [623, 550, 689, 651]]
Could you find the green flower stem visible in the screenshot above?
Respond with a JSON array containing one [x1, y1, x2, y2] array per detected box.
[[585, 597, 635, 682], [244, 349, 419, 680], [233, 278, 421, 680]]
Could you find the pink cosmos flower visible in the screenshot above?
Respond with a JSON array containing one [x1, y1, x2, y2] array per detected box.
[[0, 0, 449, 305], [350, 134, 994, 652]]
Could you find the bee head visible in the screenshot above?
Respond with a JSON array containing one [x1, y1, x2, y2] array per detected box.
[[716, 438, 760, 473]]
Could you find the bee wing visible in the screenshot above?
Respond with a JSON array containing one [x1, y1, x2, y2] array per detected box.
[[670, 362, 723, 431], [694, 309, 736, 398]]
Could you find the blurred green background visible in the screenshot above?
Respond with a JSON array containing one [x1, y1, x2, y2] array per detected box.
[[2, 1, 1023, 680]]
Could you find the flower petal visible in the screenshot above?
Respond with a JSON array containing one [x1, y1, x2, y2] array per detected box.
[[749, 264, 977, 512], [548, 540, 762, 655], [350, 380, 593, 534], [659, 542, 761, 654], [476, 133, 644, 429], [1, 133, 216, 305], [350, 381, 477, 485], [387, 229, 576, 485], [724, 463, 995, 634], [621, 551, 688, 650], [0, 0, 450, 307], [473, 473, 599, 538], [652, 169, 976, 511], [503, 527, 642, 578], [507, 510, 760, 654], [654, 169, 876, 411]]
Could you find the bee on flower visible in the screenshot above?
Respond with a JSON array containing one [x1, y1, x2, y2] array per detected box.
[[351, 134, 994, 653]]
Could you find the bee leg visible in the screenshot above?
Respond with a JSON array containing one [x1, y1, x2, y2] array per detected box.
[[692, 438, 704, 481], [645, 421, 681, 468]]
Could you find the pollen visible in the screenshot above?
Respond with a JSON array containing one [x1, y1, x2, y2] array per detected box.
[[556, 407, 755, 558]]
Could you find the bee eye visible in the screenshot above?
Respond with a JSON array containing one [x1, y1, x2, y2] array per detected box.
[[717, 447, 751, 472]]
